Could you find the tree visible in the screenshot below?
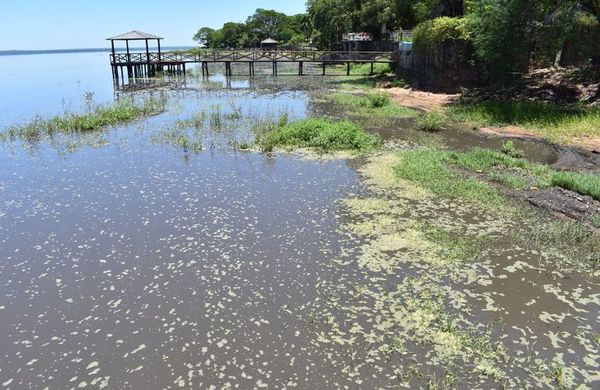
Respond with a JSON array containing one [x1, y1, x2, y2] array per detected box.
[[307, 0, 352, 49], [192, 8, 311, 48], [193, 27, 215, 47], [246, 8, 289, 45], [465, 0, 538, 80]]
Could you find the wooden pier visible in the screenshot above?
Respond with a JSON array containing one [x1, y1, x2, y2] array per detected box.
[[108, 31, 399, 84]]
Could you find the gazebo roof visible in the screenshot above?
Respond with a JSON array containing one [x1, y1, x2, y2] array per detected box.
[[261, 38, 279, 44], [107, 30, 163, 41]]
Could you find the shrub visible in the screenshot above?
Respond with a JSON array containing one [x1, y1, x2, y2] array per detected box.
[[413, 17, 469, 51]]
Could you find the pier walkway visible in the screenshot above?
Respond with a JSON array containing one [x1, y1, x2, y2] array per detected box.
[[110, 50, 398, 79], [107, 31, 398, 82]]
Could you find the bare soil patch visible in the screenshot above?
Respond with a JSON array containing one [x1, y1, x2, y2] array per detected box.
[[384, 87, 458, 112]]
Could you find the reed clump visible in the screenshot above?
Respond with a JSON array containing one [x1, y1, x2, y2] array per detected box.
[[3, 97, 165, 142]]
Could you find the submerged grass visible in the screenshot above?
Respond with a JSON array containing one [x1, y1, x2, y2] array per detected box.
[[448, 100, 600, 143], [256, 117, 380, 153], [3, 97, 165, 142], [516, 218, 600, 264], [152, 127, 203, 154]]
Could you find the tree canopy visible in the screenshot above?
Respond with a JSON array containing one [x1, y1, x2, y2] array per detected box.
[[192, 2, 599, 82], [193, 9, 311, 49]]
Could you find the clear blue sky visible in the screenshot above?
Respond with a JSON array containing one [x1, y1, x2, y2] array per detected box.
[[1, 0, 307, 50]]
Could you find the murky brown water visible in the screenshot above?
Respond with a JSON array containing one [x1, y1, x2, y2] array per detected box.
[[1, 74, 599, 389]]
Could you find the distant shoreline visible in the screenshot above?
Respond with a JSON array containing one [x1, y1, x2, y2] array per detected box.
[[0, 47, 194, 57]]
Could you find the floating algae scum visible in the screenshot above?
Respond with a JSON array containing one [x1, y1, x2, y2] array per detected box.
[[0, 66, 599, 389]]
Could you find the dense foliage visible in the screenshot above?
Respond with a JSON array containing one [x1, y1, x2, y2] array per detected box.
[[412, 16, 468, 50], [411, 0, 599, 81], [193, 9, 311, 48], [306, 0, 465, 48], [193, 1, 599, 82]]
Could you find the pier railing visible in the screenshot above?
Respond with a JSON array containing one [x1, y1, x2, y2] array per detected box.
[[111, 50, 398, 65]]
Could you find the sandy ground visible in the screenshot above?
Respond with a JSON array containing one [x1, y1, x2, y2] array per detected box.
[[383, 87, 458, 112]]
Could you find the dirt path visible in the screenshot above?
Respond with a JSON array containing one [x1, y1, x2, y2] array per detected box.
[[383, 87, 458, 112]]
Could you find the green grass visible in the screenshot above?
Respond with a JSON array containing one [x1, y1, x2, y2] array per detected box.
[[448, 100, 600, 143], [349, 62, 392, 76], [327, 92, 417, 118], [395, 146, 600, 205], [3, 97, 165, 142], [333, 77, 407, 90], [551, 172, 600, 201], [394, 147, 600, 268], [394, 149, 507, 209], [256, 117, 380, 153], [415, 111, 445, 132], [448, 148, 600, 200]]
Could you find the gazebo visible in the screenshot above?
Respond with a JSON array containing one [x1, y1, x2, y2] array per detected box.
[[260, 38, 279, 50], [107, 30, 164, 63]]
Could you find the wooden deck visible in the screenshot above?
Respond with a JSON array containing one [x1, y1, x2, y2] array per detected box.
[[110, 49, 399, 80]]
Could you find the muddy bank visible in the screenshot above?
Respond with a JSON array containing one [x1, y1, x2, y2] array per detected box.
[[522, 187, 600, 223], [481, 125, 600, 160], [381, 84, 600, 169]]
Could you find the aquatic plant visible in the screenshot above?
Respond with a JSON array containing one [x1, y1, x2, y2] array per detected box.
[[257, 117, 380, 153], [152, 127, 202, 153], [499, 140, 523, 158], [3, 96, 165, 142], [176, 112, 207, 128]]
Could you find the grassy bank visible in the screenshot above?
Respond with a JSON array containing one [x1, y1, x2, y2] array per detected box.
[[324, 92, 417, 118], [1, 97, 165, 142], [395, 145, 600, 203], [448, 100, 600, 144], [394, 146, 600, 265], [256, 117, 380, 153]]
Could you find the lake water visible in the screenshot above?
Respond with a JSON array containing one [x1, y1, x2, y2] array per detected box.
[[0, 52, 117, 126], [1, 52, 599, 389]]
